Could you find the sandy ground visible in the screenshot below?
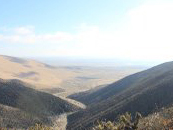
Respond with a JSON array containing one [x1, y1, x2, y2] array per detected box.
[[54, 94, 86, 109], [0, 55, 143, 95], [0, 55, 76, 89], [52, 94, 86, 130]]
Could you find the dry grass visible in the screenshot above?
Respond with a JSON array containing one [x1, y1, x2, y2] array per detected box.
[[138, 106, 173, 129], [28, 124, 53, 130], [0, 55, 142, 95], [0, 56, 74, 90]]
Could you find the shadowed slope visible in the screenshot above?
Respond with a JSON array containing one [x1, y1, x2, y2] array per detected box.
[[0, 79, 80, 117], [67, 61, 173, 129], [0, 104, 44, 129]]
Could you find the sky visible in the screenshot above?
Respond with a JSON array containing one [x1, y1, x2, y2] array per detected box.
[[0, 0, 173, 64]]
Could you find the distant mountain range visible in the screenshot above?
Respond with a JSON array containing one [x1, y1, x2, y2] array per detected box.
[[67, 61, 173, 129]]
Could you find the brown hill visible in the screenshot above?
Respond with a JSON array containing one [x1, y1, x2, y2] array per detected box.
[[0, 55, 75, 90], [0, 55, 142, 95]]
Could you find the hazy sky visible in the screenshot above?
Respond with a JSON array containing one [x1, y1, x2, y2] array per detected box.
[[0, 0, 173, 63]]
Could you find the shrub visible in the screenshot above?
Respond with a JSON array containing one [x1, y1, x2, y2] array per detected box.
[[93, 112, 142, 130]]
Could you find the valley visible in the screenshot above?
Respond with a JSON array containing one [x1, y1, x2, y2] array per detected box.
[[0, 55, 173, 130], [67, 61, 173, 129], [1, 0, 173, 129], [0, 55, 143, 96]]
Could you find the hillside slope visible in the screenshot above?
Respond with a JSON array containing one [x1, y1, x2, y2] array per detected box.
[[0, 55, 142, 95], [0, 78, 80, 117], [69, 61, 173, 105], [0, 104, 44, 129], [68, 84, 107, 103], [67, 61, 173, 129], [0, 55, 76, 90]]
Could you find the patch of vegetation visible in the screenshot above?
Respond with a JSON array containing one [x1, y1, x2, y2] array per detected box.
[[93, 106, 173, 130], [1, 106, 173, 129], [93, 112, 142, 130], [0, 104, 45, 129], [138, 106, 173, 129], [0, 124, 54, 130]]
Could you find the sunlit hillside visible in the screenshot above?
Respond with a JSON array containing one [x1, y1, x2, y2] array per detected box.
[[0, 55, 142, 95]]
